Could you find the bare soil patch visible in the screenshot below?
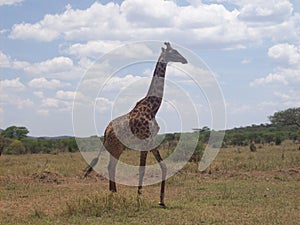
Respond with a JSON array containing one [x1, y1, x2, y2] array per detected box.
[[31, 170, 64, 184]]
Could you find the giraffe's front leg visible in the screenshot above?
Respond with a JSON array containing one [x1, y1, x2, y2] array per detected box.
[[138, 151, 148, 195], [151, 148, 167, 208]]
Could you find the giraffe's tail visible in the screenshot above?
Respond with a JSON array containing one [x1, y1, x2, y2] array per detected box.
[[82, 156, 99, 178], [82, 128, 108, 179]]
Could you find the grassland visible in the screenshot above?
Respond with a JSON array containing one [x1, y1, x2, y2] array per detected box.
[[1, 141, 300, 225]]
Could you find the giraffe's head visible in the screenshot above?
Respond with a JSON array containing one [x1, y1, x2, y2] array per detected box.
[[160, 42, 188, 64]]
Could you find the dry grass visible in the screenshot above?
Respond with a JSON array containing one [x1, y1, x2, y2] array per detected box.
[[1, 141, 300, 224]]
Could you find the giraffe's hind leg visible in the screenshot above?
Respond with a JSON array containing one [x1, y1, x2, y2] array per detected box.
[[106, 138, 124, 193], [138, 151, 148, 195]]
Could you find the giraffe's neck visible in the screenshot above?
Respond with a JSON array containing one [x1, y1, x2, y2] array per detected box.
[[146, 59, 167, 99], [130, 56, 167, 120]]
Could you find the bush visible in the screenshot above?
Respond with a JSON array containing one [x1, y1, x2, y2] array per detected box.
[[3, 140, 26, 155], [249, 142, 256, 152], [189, 141, 204, 162], [275, 135, 282, 145], [0, 136, 12, 155]]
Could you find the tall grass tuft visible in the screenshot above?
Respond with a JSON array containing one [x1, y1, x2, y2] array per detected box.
[[64, 191, 150, 217]]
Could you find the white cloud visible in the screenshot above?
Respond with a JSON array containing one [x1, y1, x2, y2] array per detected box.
[[2, 93, 34, 109], [37, 109, 49, 116], [10, 23, 59, 42], [24, 56, 84, 80], [12, 60, 30, 70], [95, 97, 113, 113], [104, 74, 145, 92], [40, 97, 73, 114], [1, 51, 80, 80], [33, 91, 44, 98], [251, 43, 300, 87], [82, 74, 145, 94], [55, 90, 76, 100], [0, 51, 11, 67], [0, 51, 32, 71], [28, 77, 71, 89], [65, 41, 155, 61], [24, 56, 74, 75], [250, 43, 300, 108], [1, 52, 81, 80], [274, 90, 300, 106], [0, 0, 23, 6], [14, 98, 34, 109], [65, 40, 123, 58], [8, 1, 299, 49], [268, 43, 300, 66], [237, 1, 293, 23], [241, 58, 251, 64], [41, 98, 60, 108], [121, 0, 178, 26], [9, 2, 123, 42], [0, 77, 26, 91], [250, 72, 288, 86]]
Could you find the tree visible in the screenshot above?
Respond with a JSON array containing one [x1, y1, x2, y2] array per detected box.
[[269, 108, 300, 128], [1, 126, 29, 140]]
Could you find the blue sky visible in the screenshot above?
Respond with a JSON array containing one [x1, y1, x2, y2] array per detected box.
[[1, 0, 300, 136]]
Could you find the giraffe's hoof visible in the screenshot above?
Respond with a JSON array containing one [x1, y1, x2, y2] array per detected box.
[[159, 202, 166, 208]]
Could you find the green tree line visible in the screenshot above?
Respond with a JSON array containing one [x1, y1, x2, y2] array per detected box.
[[1, 107, 299, 155], [0, 126, 79, 155]]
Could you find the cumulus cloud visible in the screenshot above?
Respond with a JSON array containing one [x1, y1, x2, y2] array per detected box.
[[0, 77, 26, 91], [9, 0, 299, 49], [95, 97, 113, 113], [1, 93, 34, 109], [81, 74, 145, 94], [250, 43, 300, 107], [237, 0, 293, 23], [39, 95, 74, 115], [24, 56, 74, 75], [28, 77, 71, 89], [33, 91, 44, 98], [37, 109, 49, 116], [9, 2, 123, 42], [0, 0, 23, 6], [0, 51, 32, 70], [250, 73, 288, 86], [41, 98, 60, 108], [55, 90, 76, 100], [64, 40, 123, 58], [268, 43, 300, 66], [274, 90, 300, 106], [0, 51, 11, 67], [1, 51, 80, 80], [251, 43, 300, 87], [65, 41, 156, 60], [10, 22, 59, 42]]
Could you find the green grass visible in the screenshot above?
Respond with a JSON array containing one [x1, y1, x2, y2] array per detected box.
[[1, 142, 300, 224]]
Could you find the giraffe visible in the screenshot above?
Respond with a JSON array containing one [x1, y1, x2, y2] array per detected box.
[[83, 42, 188, 207]]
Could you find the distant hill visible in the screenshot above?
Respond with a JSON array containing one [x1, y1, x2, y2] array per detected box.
[[28, 135, 74, 140]]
